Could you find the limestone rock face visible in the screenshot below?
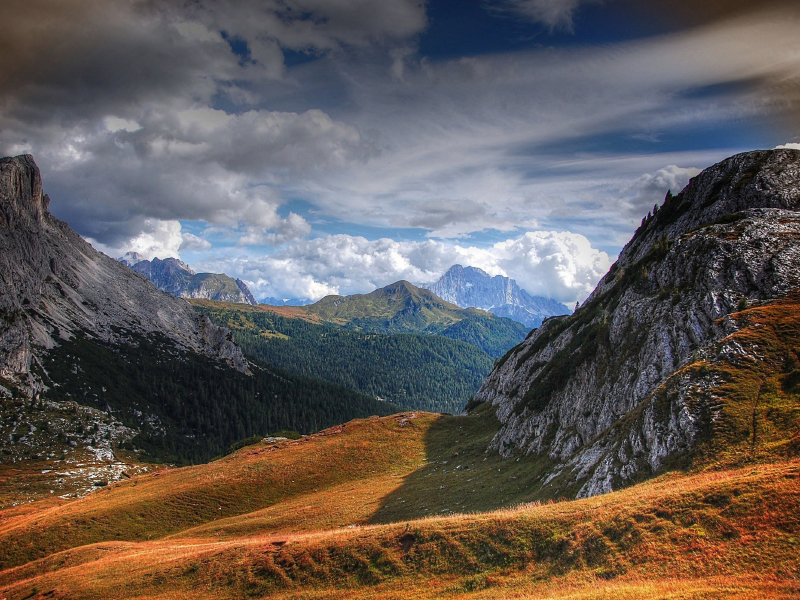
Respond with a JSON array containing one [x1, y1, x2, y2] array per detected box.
[[427, 265, 570, 328], [0, 155, 247, 396], [475, 149, 800, 497], [118, 253, 258, 305]]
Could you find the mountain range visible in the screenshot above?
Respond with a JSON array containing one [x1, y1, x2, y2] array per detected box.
[[0, 155, 395, 464], [426, 264, 571, 328], [1, 150, 798, 599], [264, 279, 530, 358], [118, 252, 257, 305], [193, 299, 495, 413], [260, 296, 313, 306], [0, 155, 247, 400]]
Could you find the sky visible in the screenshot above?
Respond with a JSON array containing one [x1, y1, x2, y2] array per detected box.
[[2, 0, 799, 304]]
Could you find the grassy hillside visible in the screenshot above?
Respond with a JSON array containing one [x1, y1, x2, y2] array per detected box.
[[36, 332, 397, 465], [0, 410, 797, 598], [266, 280, 529, 358], [194, 300, 495, 413], [0, 296, 797, 598]]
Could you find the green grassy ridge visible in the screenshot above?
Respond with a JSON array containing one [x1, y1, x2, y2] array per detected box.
[[195, 303, 496, 414], [303, 280, 529, 358], [37, 331, 397, 465]]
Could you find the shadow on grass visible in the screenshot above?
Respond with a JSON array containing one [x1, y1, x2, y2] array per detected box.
[[368, 403, 565, 525]]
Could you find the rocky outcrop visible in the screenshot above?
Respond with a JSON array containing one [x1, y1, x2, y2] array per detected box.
[[427, 265, 570, 328], [0, 155, 247, 396], [475, 149, 800, 497], [118, 253, 257, 305]]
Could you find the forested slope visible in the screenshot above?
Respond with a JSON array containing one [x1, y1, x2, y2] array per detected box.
[[194, 300, 495, 413]]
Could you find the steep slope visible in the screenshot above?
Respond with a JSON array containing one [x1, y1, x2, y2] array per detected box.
[[475, 149, 800, 497], [427, 264, 571, 328], [0, 155, 246, 398], [0, 155, 396, 466], [119, 253, 257, 305], [302, 280, 529, 358], [193, 299, 494, 413]]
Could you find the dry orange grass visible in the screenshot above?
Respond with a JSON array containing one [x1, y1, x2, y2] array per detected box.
[[2, 295, 800, 599], [0, 412, 435, 569], [0, 460, 797, 599]]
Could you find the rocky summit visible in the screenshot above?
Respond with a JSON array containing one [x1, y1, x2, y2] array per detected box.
[[475, 149, 800, 497], [118, 253, 257, 305], [0, 155, 247, 397], [427, 264, 570, 328]]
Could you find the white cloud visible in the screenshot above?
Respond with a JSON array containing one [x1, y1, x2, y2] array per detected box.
[[775, 143, 800, 150], [90, 220, 211, 259], [197, 230, 611, 305], [4, 0, 800, 263], [22, 105, 368, 246], [180, 232, 213, 251], [238, 213, 312, 246], [123, 219, 185, 260], [622, 165, 701, 217], [482, 231, 612, 301], [104, 117, 141, 133]]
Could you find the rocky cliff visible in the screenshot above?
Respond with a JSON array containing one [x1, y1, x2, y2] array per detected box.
[[475, 149, 800, 497], [427, 265, 570, 328], [118, 253, 257, 305], [0, 155, 247, 397]]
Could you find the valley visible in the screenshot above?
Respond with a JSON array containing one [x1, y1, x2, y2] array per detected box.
[[4, 0, 800, 595], [192, 299, 497, 413], [1, 149, 799, 599]]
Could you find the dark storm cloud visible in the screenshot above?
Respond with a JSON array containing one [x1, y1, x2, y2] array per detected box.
[[0, 0, 421, 246], [0, 1, 232, 127]]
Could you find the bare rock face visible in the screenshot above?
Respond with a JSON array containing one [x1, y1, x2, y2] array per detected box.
[[426, 265, 570, 328], [475, 149, 800, 497], [118, 253, 258, 305], [0, 155, 247, 396]]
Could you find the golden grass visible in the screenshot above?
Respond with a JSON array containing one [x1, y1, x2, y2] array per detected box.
[[676, 293, 800, 470], [0, 413, 436, 569], [0, 460, 797, 599], [1, 295, 799, 598]]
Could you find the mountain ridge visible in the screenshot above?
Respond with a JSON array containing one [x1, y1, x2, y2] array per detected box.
[[0, 154, 396, 466], [0, 155, 248, 397], [193, 298, 496, 413], [426, 264, 571, 328], [118, 253, 257, 305], [475, 148, 800, 497], [299, 279, 529, 358]]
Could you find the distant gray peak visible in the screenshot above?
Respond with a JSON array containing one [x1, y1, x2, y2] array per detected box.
[[426, 264, 569, 329], [117, 254, 195, 275], [260, 297, 313, 306], [116, 254, 256, 305]]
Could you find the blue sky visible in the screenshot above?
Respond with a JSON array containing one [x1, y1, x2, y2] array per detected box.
[[2, 0, 798, 303]]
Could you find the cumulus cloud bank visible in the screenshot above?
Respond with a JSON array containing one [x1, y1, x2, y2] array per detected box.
[[198, 230, 611, 305]]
